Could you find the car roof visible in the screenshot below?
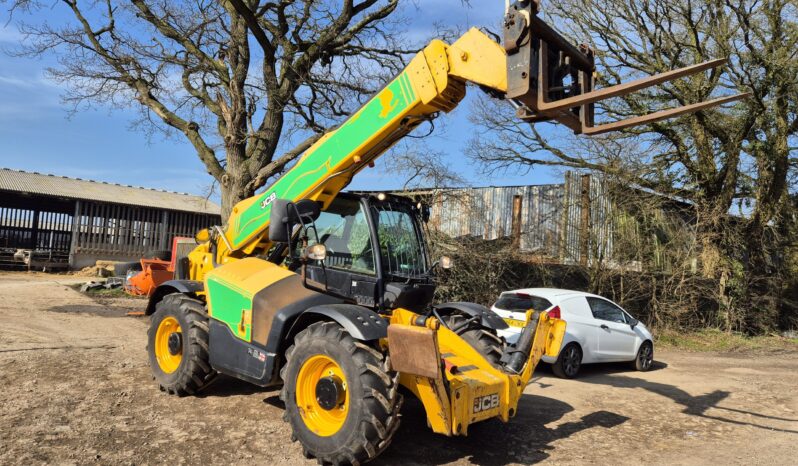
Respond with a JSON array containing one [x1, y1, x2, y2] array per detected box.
[[499, 288, 607, 303]]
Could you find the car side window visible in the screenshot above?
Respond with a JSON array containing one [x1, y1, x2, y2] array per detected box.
[[586, 297, 627, 323]]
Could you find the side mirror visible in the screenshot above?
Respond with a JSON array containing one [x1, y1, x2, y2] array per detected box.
[[194, 228, 211, 244], [629, 318, 639, 329], [268, 198, 322, 243], [269, 199, 292, 243]]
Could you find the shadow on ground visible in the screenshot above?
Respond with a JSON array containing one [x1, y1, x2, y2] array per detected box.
[[47, 304, 133, 318], [199, 375, 279, 398], [577, 362, 798, 434], [375, 395, 628, 465]]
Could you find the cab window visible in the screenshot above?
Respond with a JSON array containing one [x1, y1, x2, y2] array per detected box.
[[586, 297, 627, 323], [373, 204, 427, 277], [306, 198, 375, 275]]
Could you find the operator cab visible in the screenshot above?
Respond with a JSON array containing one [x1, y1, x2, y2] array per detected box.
[[275, 193, 437, 313]]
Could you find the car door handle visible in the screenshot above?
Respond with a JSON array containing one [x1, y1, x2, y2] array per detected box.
[[601, 324, 609, 330]]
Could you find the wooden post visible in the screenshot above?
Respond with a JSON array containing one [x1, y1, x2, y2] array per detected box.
[[68, 200, 81, 269], [579, 174, 591, 266], [511, 194, 523, 249], [559, 172, 570, 261], [159, 210, 169, 250], [30, 210, 39, 250]]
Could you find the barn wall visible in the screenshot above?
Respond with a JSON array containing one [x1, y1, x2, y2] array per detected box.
[[70, 200, 219, 268], [0, 190, 220, 270], [427, 174, 613, 264]]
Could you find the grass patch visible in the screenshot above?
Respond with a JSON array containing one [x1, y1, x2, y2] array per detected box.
[[68, 283, 144, 299], [656, 328, 798, 352]]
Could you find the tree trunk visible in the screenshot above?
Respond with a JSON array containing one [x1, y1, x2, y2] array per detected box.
[[220, 149, 254, 223]]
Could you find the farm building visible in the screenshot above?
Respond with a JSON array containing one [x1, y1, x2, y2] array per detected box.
[[0, 168, 221, 270], [385, 172, 693, 272]]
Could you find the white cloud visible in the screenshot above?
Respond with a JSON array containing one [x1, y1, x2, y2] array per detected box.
[[0, 75, 36, 88], [0, 26, 22, 44]]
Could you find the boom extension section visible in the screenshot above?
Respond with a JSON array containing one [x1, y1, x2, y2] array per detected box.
[[504, 0, 749, 134]]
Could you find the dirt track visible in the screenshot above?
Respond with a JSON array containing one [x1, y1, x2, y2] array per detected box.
[[1, 272, 797, 465]]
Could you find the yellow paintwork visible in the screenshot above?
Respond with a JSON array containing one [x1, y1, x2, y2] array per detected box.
[[503, 317, 527, 328], [388, 307, 565, 436], [295, 354, 350, 437], [154, 316, 182, 374], [203, 258, 296, 341], [188, 29, 508, 282], [447, 28, 508, 92]]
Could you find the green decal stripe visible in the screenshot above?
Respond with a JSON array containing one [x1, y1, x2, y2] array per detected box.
[[231, 71, 419, 248], [206, 276, 252, 342], [401, 73, 414, 104]]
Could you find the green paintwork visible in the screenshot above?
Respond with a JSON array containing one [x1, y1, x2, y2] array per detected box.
[[229, 72, 418, 249], [206, 275, 253, 342]]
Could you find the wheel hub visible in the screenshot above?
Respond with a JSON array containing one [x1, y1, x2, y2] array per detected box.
[[296, 355, 349, 436], [154, 316, 183, 374], [315, 376, 345, 410], [167, 332, 183, 355]]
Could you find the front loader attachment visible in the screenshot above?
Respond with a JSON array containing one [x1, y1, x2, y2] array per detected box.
[[504, 0, 749, 134], [387, 308, 565, 436]]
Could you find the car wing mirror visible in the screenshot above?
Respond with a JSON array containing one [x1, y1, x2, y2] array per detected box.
[[629, 318, 639, 329]]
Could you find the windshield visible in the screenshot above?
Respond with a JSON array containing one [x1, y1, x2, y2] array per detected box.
[[372, 202, 428, 278]]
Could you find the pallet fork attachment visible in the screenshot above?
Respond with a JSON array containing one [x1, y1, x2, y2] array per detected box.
[[504, 0, 750, 135]]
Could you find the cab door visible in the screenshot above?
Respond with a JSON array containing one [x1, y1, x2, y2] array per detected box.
[[586, 297, 637, 360]]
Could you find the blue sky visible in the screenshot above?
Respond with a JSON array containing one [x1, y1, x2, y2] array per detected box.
[[0, 1, 560, 201]]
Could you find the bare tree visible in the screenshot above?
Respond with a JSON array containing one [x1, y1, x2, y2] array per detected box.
[[468, 0, 798, 275], [5, 0, 411, 219]]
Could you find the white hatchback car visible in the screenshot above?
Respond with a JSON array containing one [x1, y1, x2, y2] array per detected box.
[[491, 288, 654, 378]]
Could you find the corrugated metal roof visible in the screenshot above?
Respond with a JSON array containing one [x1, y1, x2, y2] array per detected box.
[[0, 168, 220, 215]]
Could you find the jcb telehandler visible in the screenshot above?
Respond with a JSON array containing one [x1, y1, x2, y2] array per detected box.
[[144, 1, 746, 464]]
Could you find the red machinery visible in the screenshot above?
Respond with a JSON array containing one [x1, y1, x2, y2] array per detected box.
[[124, 237, 196, 297]]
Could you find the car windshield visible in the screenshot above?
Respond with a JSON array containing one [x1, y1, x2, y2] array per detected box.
[[494, 293, 553, 312], [371, 202, 428, 278]]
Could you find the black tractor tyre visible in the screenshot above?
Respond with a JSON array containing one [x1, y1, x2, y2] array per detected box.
[[552, 343, 582, 379], [144, 249, 171, 261], [280, 321, 402, 465], [442, 314, 504, 367], [633, 341, 654, 372], [114, 261, 142, 277], [147, 293, 216, 396]]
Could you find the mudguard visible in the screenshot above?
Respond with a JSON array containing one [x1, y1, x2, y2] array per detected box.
[[287, 304, 388, 342], [145, 280, 204, 315], [434, 302, 509, 330]]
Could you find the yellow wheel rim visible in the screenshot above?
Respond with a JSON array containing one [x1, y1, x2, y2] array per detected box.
[[154, 316, 182, 374], [296, 354, 349, 437]]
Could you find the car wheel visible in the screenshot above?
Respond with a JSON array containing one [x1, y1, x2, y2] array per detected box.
[[552, 343, 582, 379], [633, 341, 654, 371]]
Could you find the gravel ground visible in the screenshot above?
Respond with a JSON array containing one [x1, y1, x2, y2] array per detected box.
[[1, 272, 796, 465]]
